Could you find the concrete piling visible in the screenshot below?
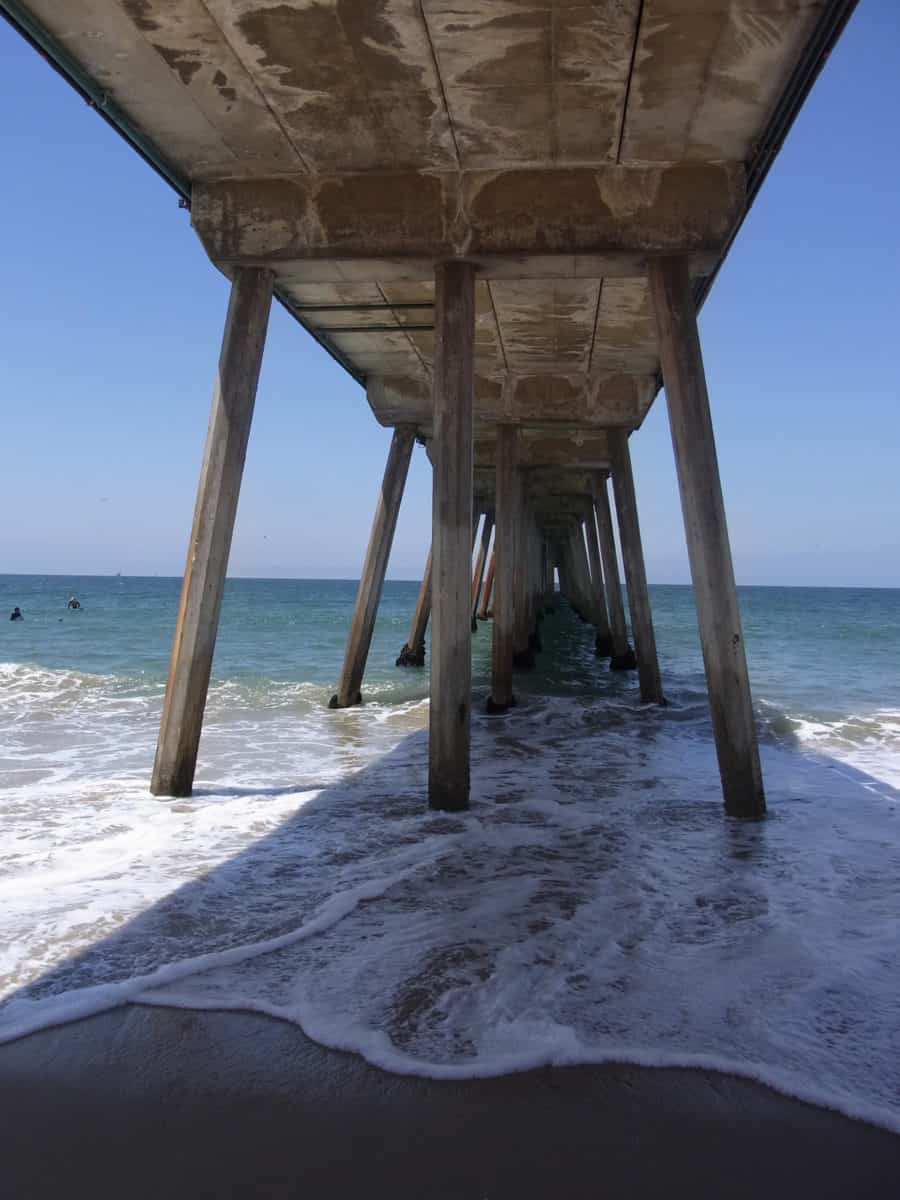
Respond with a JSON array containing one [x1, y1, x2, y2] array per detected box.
[[396, 548, 432, 668], [478, 550, 495, 620], [607, 429, 665, 705], [151, 267, 274, 798], [428, 261, 476, 812], [471, 509, 493, 631], [330, 426, 415, 708], [512, 474, 536, 670], [593, 473, 635, 671], [649, 256, 765, 817], [583, 504, 613, 657], [488, 424, 518, 713]]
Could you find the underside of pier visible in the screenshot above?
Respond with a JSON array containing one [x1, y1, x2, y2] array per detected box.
[[3, 0, 858, 817]]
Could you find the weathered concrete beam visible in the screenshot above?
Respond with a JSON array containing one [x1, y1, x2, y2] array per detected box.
[[251, 252, 722, 285], [151, 267, 273, 798], [330, 426, 415, 708], [193, 165, 745, 266], [368, 373, 656, 432], [531, 496, 598, 522], [476, 430, 613, 471], [526, 469, 596, 500], [428, 262, 475, 813], [649, 256, 765, 818]]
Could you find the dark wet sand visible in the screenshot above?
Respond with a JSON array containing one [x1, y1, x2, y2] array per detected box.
[[0, 1005, 897, 1198]]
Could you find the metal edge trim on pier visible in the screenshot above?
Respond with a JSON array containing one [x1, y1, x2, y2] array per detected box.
[[0, 0, 366, 388]]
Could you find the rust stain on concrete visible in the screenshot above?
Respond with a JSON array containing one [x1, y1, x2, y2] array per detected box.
[[155, 45, 203, 87], [466, 169, 612, 253], [212, 69, 237, 104], [121, 0, 160, 34], [315, 171, 445, 250]]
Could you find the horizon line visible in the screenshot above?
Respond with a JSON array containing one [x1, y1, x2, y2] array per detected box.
[[1, 572, 899, 592]]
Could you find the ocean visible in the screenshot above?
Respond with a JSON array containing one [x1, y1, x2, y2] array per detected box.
[[1, 574, 899, 1131]]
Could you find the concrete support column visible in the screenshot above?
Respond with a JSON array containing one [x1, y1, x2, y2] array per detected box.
[[548, 547, 562, 603], [488, 424, 517, 712], [649, 256, 765, 817], [397, 547, 432, 667], [608, 429, 665, 705], [593, 473, 634, 670], [471, 509, 493, 629], [428, 261, 475, 812], [151, 267, 274, 798], [583, 503, 613, 657], [525, 521, 542, 655], [513, 474, 535, 669], [479, 551, 495, 620], [568, 525, 593, 621], [557, 539, 574, 608], [330, 426, 415, 707]]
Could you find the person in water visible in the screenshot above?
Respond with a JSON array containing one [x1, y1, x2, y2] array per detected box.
[[10, 607, 23, 621], [67, 596, 81, 610]]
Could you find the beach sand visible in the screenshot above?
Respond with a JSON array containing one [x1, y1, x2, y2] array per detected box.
[[0, 1005, 897, 1198]]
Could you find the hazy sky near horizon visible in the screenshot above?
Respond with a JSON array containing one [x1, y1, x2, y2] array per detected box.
[[1, 5, 898, 586]]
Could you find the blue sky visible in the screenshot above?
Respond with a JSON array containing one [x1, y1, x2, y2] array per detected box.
[[0, 4, 897, 585]]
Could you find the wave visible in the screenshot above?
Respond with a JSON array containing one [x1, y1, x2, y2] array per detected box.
[[2, 694, 899, 1134], [6, 654, 897, 765]]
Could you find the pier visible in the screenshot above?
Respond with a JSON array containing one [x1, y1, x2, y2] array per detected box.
[[3, 0, 859, 819]]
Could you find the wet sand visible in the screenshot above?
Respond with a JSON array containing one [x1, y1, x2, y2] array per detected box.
[[1, 1006, 898, 1198]]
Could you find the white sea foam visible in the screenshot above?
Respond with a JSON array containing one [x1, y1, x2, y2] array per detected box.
[[2, 664, 900, 1134]]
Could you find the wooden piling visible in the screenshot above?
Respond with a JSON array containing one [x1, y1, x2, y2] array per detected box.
[[488, 424, 517, 712], [607, 429, 664, 704], [428, 261, 475, 812], [330, 426, 415, 707], [151, 267, 273, 798], [649, 256, 765, 817]]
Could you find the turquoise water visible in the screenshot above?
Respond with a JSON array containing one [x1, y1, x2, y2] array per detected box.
[[2, 573, 899, 727], [2, 574, 900, 1130]]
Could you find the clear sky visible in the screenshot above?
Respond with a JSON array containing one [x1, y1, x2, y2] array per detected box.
[[0, 4, 897, 586]]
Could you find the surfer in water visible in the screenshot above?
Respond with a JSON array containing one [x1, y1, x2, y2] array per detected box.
[[10, 607, 23, 621], [67, 596, 81, 610]]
